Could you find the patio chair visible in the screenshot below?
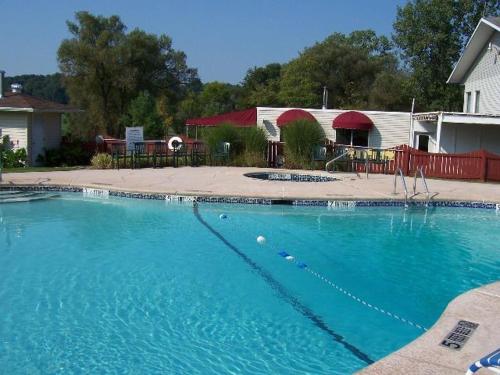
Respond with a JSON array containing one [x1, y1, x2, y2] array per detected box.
[[212, 142, 231, 165], [351, 148, 368, 173], [466, 348, 500, 374], [367, 149, 388, 174], [191, 141, 206, 167], [133, 142, 148, 169], [311, 145, 327, 168], [152, 141, 167, 168], [171, 142, 188, 168], [111, 143, 126, 169]]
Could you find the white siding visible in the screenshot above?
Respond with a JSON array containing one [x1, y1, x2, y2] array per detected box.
[[435, 123, 500, 154], [256, 107, 410, 148], [31, 113, 62, 164], [463, 32, 500, 115], [0, 112, 29, 150]]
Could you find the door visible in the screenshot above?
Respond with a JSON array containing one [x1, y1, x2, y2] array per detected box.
[[31, 114, 45, 164], [417, 134, 429, 152]]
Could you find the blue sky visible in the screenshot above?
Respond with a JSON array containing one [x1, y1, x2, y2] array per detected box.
[[1, 0, 407, 84]]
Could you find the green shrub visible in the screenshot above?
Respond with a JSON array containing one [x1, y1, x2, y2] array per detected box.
[[240, 127, 267, 154], [201, 124, 268, 167], [1, 135, 28, 168], [239, 127, 268, 167], [90, 153, 113, 169], [202, 123, 243, 156], [282, 119, 325, 169], [37, 141, 92, 167]]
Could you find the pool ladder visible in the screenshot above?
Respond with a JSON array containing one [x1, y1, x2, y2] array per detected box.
[[413, 166, 431, 206], [393, 167, 431, 207], [393, 168, 409, 207]]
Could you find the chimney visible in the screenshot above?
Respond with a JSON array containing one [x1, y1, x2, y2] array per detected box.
[[322, 86, 328, 109], [0, 70, 5, 98]]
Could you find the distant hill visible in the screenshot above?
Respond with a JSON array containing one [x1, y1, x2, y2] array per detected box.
[[4, 73, 68, 104]]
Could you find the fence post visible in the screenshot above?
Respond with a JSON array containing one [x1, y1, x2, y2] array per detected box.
[[480, 149, 487, 182], [402, 145, 411, 176]]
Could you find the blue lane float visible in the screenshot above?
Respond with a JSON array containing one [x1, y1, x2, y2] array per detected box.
[[274, 247, 427, 331]]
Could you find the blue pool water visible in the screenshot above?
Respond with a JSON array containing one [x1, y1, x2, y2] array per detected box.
[[0, 195, 499, 374]]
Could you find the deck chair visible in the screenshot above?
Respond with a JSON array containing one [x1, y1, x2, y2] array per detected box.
[[311, 145, 327, 169], [466, 348, 500, 374], [133, 142, 148, 169], [212, 142, 231, 165]]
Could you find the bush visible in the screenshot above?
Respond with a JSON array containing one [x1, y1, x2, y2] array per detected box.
[[239, 127, 268, 167], [37, 141, 92, 167], [1, 135, 28, 168], [91, 153, 113, 169], [203, 123, 244, 157], [282, 119, 325, 169]]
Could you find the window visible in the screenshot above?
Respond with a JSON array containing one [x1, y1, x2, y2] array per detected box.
[[465, 92, 472, 113], [335, 129, 369, 147], [417, 134, 429, 152], [474, 91, 480, 113]]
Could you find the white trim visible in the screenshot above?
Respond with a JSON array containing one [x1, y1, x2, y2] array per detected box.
[[0, 107, 34, 112], [436, 113, 443, 152], [447, 18, 500, 84], [0, 107, 81, 113], [256, 106, 410, 116]]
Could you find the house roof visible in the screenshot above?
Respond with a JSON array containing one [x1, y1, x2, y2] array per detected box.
[[448, 17, 500, 84], [0, 91, 79, 113]]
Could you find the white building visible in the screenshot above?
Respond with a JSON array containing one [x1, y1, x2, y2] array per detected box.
[[0, 71, 78, 165], [411, 17, 500, 153], [187, 107, 411, 149]]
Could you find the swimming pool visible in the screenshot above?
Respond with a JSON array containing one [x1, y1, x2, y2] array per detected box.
[[0, 194, 499, 374]]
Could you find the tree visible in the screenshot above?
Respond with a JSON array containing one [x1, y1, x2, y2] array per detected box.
[[58, 11, 199, 138], [393, 0, 499, 111], [198, 82, 242, 116], [240, 63, 282, 107], [4, 74, 68, 103], [127, 91, 164, 139], [369, 71, 412, 111], [279, 30, 402, 109]]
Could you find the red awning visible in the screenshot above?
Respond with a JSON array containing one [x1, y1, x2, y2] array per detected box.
[[186, 108, 257, 127], [332, 111, 373, 130], [276, 109, 317, 127]]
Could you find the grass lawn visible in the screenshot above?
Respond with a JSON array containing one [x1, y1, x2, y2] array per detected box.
[[2, 166, 87, 173]]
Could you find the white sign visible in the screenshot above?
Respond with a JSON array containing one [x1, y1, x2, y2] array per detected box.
[[125, 127, 144, 152]]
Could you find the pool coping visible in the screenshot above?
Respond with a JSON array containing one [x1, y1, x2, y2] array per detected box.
[[0, 183, 499, 209], [1, 183, 499, 374]]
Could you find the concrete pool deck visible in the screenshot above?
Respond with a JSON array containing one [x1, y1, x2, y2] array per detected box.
[[1, 166, 500, 203], [1, 166, 499, 374], [359, 282, 500, 375]]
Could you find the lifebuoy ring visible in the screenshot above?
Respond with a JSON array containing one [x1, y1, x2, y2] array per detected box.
[[168, 136, 183, 151]]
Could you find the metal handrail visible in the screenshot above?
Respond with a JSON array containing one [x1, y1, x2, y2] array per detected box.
[[393, 167, 408, 207], [413, 166, 430, 206], [325, 150, 349, 172]]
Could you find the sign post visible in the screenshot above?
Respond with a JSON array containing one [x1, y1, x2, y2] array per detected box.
[[125, 127, 144, 153]]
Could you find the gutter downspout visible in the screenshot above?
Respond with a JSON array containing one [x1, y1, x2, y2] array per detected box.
[[409, 98, 415, 147]]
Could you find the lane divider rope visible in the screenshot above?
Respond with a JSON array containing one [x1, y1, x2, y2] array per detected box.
[[276, 250, 428, 332]]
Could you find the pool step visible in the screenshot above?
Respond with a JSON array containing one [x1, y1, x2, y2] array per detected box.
[[0, 191, 58, 203]]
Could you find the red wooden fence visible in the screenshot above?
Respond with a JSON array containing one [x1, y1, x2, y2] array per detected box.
[[267, 141, 500, 182], [392, 145, 499, 181]]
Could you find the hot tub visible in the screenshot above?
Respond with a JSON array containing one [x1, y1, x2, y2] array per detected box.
[[244, 172, 336, 182]]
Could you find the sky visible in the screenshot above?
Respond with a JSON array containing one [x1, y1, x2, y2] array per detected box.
[[0, 0, 408, 84]]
